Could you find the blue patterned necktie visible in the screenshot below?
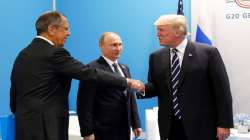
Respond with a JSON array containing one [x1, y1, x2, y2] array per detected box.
[[171, 49, 182, 119]]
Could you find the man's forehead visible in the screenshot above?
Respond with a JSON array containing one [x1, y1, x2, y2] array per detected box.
[[105, 34, 121, 42]]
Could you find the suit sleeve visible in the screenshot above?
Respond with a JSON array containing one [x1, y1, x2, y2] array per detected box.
[[139, 54, 158, 99], [77, 80, 96, 137], [209, 47, 233, 128], [50, 48, 127, 89]]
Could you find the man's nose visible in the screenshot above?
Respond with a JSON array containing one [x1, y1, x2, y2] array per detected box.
[[113, 45, 121, 50]]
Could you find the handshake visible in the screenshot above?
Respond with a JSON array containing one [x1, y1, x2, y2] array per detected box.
[[127, 79, 145, 92]]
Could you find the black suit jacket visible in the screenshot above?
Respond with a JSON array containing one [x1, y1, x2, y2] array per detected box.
[[77, 56, 141, 140], [10, 38, 127, 140], [143, 41, 233, 140]]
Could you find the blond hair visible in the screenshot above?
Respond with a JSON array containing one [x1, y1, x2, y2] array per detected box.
[[154, 14, 187, 35]]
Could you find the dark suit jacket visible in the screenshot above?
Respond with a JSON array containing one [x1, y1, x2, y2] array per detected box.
[[9, 38, 127, 140], [143, 41, 233, 140], [77, 56, 141, 140]]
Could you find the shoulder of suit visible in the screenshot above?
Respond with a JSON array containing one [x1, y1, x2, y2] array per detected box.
[[20, 38, 68, 57], [31, 38, 70, 55], [150, 47, 169, 56], [187, 42, 217, 56], [49, 47, 70, 59], [32, 37, 53, 48], [88, 59, 103, 68], [191, 41, 216, 50]]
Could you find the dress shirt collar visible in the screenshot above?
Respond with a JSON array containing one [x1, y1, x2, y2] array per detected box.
[[36, 35, 54, 46], [170, 38, 187, 54], [102, 56, 125, 77], [102, 55, 118, 67]]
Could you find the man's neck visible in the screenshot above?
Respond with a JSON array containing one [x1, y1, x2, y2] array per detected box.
[[169, 37, 185, 48], [102, 55, 118, 64]]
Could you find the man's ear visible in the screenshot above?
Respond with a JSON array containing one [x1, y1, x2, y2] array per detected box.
[[47, 25, 55, 35], [174, 30, 182, 37]]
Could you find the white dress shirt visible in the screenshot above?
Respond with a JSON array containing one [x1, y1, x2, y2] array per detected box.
[[102, 56, 125, 77], [170, 38, 188, 68]]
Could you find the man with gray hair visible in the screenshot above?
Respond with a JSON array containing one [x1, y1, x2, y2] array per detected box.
[[137, 14, 233, 140], [10, 11, 140, 140]]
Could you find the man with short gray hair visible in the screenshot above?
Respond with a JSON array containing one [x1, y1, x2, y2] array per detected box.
[[10, 11, 140, 140]]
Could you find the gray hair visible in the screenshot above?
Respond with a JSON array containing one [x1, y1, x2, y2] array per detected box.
[[35, 11, 65, 35], [99, 32, 120, 46]]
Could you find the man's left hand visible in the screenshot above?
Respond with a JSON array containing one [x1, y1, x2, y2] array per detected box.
[[217, 127, 230, 140], [133, 128, 142, 138]]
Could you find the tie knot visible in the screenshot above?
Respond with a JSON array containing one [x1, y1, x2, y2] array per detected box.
[[113, 63, 118, 68], [172, 48, 178, 54], [112, 63, 122, 76]]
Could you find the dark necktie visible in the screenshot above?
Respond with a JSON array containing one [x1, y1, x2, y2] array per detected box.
[[113, 63, 127, 97], [171, 49, 182, 120], [112, 63, 122, 76]]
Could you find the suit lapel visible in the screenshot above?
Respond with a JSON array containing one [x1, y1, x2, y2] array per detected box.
[[178, 41, 195, 87], [119, 64, 130, 78], [160, 48, 172, 92], [118, 63, 130, 98], [97, 56, 114, 73]]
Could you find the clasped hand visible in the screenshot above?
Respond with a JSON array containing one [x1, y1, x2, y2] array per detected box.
[[127, 78, 145, 92]]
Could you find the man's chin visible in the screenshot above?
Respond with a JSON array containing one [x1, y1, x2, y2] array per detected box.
[[159, 43, 165, 46]]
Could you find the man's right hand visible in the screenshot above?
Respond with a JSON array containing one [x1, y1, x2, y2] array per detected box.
[[127, 78, 145, 92], [84, 134, 95, 140]]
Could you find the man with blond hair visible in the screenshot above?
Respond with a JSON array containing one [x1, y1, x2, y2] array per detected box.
[[138, 14, 233, 140]]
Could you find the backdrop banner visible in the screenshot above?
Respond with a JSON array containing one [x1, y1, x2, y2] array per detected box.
[[191, 0, 250, 114]]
